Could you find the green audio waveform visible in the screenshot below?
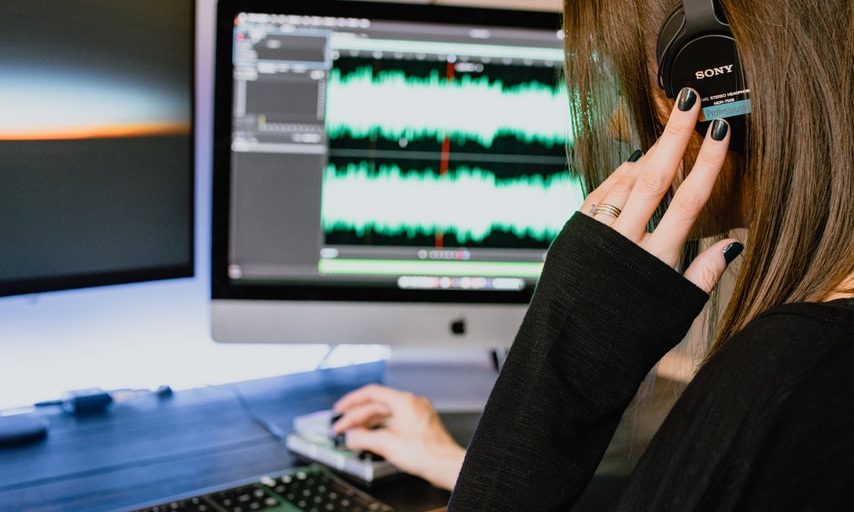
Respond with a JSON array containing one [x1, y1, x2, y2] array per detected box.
[[321, 162, 585, 243], [325, 67, 572, 148]]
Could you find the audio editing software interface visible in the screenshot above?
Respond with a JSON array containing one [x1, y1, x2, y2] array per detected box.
[[228, 12, 584, 292]]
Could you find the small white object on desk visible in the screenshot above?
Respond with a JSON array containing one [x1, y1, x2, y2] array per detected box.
[[287, 410, 400, 482]]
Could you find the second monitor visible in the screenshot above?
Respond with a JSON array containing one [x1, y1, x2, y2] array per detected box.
[[212, 0, 584, 346]]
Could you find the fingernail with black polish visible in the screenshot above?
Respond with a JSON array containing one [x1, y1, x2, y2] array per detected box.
[[677, 88, 698, 111], [334, 433, 346, 448], [627, 149, 644, 163], [711, 119, 729, 141], [723, 242, 744, 265]]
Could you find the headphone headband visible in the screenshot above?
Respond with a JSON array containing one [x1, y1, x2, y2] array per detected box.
[[681, 0, 723, 34]]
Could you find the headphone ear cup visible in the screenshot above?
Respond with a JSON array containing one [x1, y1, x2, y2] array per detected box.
[[669, 35, 740, 100], [655, 0, 749, 152], [668, 34, 747, 150]]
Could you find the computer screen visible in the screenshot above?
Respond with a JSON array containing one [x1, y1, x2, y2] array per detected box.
[[0, 0, 194, 298], [212, 0, 583, 345]]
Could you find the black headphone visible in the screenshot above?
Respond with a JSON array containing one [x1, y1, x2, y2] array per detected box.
[[656, 0, 749, 150]]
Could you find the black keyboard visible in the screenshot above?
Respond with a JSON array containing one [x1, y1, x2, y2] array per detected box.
[[132, 464, 394, 512]]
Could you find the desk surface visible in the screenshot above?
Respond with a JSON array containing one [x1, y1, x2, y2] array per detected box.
[[0, 361, 672, 512], [0, 362, 461, 512]]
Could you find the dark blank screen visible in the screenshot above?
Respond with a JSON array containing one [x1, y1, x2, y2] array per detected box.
[[0, 0, 194, 296]]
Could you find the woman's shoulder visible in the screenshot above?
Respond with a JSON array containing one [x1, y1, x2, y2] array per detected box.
[[742, 296, 854, 330], [705, 297, 854, 378], [615, 299, 854, 511], [687, 297, 854, 417]]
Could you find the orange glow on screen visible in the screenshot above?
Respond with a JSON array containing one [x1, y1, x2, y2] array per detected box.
[[0, 121, 191, 141]]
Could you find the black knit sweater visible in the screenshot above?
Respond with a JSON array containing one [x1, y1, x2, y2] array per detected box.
[[448, 212, 854, 511]]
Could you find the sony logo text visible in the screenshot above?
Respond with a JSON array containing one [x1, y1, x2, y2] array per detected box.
[[695, 65, 735, 80]]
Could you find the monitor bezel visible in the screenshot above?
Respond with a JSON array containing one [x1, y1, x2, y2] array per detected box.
[[212, 0, 564, 305], [0, 0, 197, 299]]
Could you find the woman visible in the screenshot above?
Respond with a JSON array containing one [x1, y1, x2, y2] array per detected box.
[[337, 0, 854, 508]]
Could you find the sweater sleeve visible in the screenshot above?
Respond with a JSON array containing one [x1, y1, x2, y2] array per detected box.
[[447, 212, 709, 511]]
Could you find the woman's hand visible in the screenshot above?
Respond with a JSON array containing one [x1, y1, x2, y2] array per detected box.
[[332, 384, 466, 492], [582, 88, 743, 293]]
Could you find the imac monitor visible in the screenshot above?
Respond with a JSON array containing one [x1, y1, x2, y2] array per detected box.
[[212, 0, 584, 346], [0, 0, 194, 297]]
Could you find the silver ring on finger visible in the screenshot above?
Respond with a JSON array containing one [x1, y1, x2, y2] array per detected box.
[[591, 203, 622, 219]]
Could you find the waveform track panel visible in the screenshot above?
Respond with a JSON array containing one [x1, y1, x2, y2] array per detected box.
[[325, 63, 571, 151], [321, 162, 585, 249]]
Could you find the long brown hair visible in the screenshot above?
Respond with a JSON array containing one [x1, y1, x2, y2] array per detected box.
[[563, 0, 854, 352]]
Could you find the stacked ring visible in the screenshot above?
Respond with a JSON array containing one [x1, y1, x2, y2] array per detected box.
[[591, 203, 623, 219]]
